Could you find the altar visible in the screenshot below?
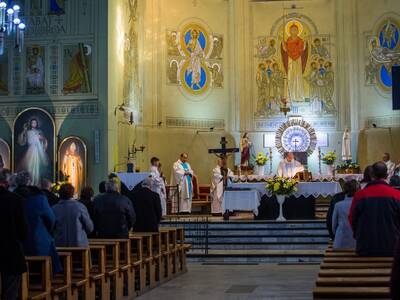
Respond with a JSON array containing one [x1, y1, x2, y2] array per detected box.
[[223, 181, 342, 220]]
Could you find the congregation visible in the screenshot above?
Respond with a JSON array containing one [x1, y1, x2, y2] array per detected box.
[[0, 163, 163, 300]]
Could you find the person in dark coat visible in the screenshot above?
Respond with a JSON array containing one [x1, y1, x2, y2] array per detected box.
[[41, 178, 59, 206], [14, 171, 62, 274], [52, 183, 93, 247], [0, 169, 27, 300], [79, 186, 95, 221], [130, 177, 162, 233], [93, 179, 136, 238], [349, 162, 400, 256]]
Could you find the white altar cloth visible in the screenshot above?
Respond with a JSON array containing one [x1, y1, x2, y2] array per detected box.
[[222, 190, 261, 215], [114, 172, 150, 190], [228, 181, 342, 198]]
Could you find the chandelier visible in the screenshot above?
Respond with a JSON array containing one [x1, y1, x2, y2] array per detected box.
[[0, 1, 26, 55]]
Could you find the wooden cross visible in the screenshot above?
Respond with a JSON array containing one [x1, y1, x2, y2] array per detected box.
[[208, 137, 239, 159]]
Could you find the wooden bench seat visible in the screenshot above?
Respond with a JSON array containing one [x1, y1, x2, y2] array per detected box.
[[52, 252, 72, 299], [89, 240, 123, 300], [319, 268, 392, 277], [313, 286, 390, 299], [22, 256, 52, 300], [320, 262, 393, 269], [316, 276, 391, 287], [56, 247, 91, 300]]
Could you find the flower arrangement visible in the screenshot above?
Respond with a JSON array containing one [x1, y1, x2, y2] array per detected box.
[[266, 177, 298, 195], [51, 181, 69, 194], [255, 152, 269, 166], [336, 162, 360, 170], [322, 151, 337, 165]]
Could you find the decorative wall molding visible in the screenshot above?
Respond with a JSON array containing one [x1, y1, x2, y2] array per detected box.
[[166, 116, 225, 129], [366, 115, 400, 128], [0, 100, 99, 119], [255, 117, 337, 131]]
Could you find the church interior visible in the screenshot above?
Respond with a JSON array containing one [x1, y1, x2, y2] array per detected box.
[[1, 0, 400, 299]]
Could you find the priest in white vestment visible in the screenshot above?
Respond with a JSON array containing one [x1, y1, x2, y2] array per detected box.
[[210, 158, 234, 215], [277, 152, 304, 178], [150, 157, 167, 216], [383, 152, 396, 177], [171, 153, 194, 214]]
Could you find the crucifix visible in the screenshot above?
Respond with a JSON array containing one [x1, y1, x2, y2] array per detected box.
[[292, 138, 299, 152], [208, 137, 239, 188]]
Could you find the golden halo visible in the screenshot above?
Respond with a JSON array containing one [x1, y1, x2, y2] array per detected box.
[[285, 20, 303, 38]]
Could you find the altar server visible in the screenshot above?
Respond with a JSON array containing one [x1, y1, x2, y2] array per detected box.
[[211, 157, 234, 215], [149, 157, 167, 216], [171, 153, 194, 214], [277, 152, 304, 178]]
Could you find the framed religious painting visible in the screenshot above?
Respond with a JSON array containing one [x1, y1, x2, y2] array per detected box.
[[58, 136, 87, 195], [63, 43, 92, 94], [13, 108, 55, 187], [0, 138, 10, 169], [26, 45, 46, 95]]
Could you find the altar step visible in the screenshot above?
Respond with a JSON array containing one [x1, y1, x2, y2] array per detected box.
[[188, 249, 325, 264], [161, 219, 329, 263]]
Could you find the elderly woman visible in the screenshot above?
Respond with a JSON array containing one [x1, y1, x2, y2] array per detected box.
[[14, 171, 62, 274], [52, 183, 93, 247], [332, 180, 360, 249]]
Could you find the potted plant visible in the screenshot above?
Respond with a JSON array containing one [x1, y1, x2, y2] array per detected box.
[[255, 152, 268, 176], [322, 151, 337, 176], [266, 177, 298, 221]]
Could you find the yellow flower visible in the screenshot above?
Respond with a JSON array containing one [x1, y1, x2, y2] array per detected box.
[[274, 182, 280, 192]]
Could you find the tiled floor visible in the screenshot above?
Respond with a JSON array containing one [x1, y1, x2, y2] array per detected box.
[[137, 263, 319, 300]]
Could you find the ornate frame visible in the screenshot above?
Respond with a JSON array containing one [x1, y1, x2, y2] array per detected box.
[[12, 107, 56, 181], [58, 136, 88, 188], [0, 138, 11, 169], [275, 119, 317, 156]]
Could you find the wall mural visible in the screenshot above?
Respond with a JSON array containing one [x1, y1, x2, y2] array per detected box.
[[123, 0, 140, 114], [254, 13, 335, 118], [0, 50, 9, 95], [26, 45, 46, 95], [365, 15, 400, 94], [63, 43, 92, 94], [166, 20, 223, 97]]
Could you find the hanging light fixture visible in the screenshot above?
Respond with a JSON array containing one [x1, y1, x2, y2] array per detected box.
[[0, 1, 26, 55]]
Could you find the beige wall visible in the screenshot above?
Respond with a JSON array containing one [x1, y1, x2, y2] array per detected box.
[[107, 0, 400, 184]]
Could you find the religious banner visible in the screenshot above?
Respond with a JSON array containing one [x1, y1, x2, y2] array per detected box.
[[63, 43, 92, 94], [166, 20, 224, 98], [0, 50, 9, 95], [58, 136, 87, 195], [254, 13, 336, 118], [13, 108, 55, 187], [26, 45, 46, 95], [0, 138, 10, 169], [364, 14, 400, 94]]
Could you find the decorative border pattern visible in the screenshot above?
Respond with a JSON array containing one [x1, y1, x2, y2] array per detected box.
[[166, 117, 224, 129], [255, 117, 336, 131], [0, 101, 99, 119], [366, 115, 400, 128], [49, 44, 59, 95]]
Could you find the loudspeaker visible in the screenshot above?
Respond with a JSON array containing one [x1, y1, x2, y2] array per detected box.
[[393, 66, 400, 110]]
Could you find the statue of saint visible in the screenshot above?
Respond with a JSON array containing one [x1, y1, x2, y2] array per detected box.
[[342, 128, 352, 162], [240, 133, 253, 169]]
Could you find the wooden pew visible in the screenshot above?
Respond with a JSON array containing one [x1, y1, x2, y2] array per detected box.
[[21, 256, 52, 300], [128, 235, 144, 296], [313, 247, 393, 300], [130, 232, 156, 292], [159, 228, 177, 280], [88, 244, 109, 300], [56, 247, 91, 300], [88, 240, 123, 300], [51, 252, 72, 300], [175, 227, 190, 273]]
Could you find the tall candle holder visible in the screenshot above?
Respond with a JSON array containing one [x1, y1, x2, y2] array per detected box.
[[318, 147, 322, 175], [268, 147, 273, 175]]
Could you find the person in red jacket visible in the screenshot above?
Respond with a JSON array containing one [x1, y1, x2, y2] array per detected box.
[[349, 162, 400, 256]]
